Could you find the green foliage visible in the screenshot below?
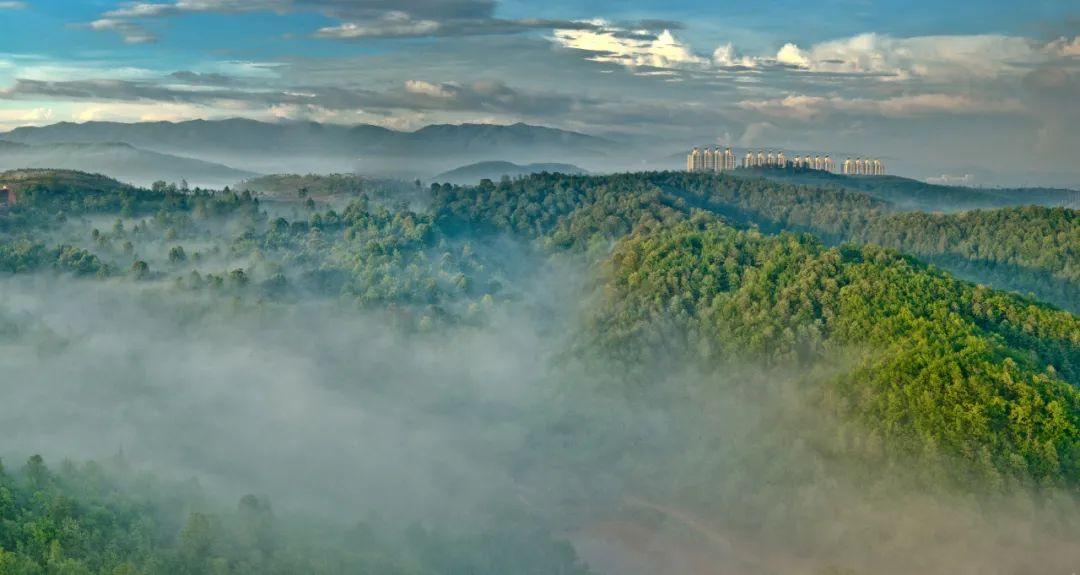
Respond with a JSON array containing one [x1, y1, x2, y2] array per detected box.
[[0, 241, 109, 277], [430, 171, 1078, 311], [237, 174, 367, 198], [747, 169, 1078, 212], [1, 167, 1078, 497], [590, 220, 1080, 487], [851, 206, 1078, 311], [0, 456, 592, 575]]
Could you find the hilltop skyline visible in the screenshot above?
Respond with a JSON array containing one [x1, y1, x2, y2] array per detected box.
[[0, 0, 1077, 185]]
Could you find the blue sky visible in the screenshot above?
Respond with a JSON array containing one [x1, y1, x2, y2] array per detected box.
[[0, 0, 1078, 181]]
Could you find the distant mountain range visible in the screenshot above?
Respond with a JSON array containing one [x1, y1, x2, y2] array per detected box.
[[433, 161, 587, 184], [0, 140, 256, 188], [1, 119, 611, 176]]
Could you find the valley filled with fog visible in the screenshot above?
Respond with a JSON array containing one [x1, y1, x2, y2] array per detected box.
[[0, 168, 1077, 573]]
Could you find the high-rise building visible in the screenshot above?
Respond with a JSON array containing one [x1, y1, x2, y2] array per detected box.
[[686, 145, 739, 173], [687, 147, 706, 172]]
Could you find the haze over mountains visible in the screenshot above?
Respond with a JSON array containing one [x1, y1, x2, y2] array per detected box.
[[4, 119, 1078, 192], [1, 119, 613, 177], [0, 140, 255, 189]]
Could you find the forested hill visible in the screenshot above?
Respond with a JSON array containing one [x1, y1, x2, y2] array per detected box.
[[593, 221, 1079, 486], [434, 161, 587, 185], [1, 169, 135, 195], [853, 206, 1078, 311], [0, 141, 256, 188], [1, 168, 1079, 571], [741, 168, 1079, 212], [0, 456, 591, 574], [430, 171, 1080, 486], [430, 171, 1078, 311]]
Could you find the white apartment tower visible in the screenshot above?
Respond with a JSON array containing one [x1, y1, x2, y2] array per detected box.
[[687, 147, 703, 172], [841, 157, 885, 175], [686, 145, 739, 173]]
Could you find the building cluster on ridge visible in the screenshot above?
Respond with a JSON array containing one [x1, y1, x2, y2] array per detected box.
[[686, 146, 886, 175]]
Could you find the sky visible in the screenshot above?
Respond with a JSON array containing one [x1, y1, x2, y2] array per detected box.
[[0, 0, 1078, 182]]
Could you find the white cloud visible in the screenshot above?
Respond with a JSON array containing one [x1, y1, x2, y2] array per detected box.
[[315, 11, 440, 39], [737, 121, 779, 146], [553, 23, 706, 69], [787, 33, 1046, 79], [712, 43, 757, 68], [1046, 35, 1080, 58], [0, 1, 27, 9], [739, 93, 1025, 120], [87, 19, 158, 44], [73, 102, 214, 123], [775, 43, 809, 68], [561, 29, 1065, 82], [3, 60, 158, 83], [101, 0, 283, 19], [404, 79, 457, 98], [738, 94, 828, 120], [0, 106, 53, 129]]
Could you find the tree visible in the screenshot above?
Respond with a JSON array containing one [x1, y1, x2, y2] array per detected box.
[[228, 269, 249, 287], [168, 246, 187, 264], [131, 260, 149, 279]]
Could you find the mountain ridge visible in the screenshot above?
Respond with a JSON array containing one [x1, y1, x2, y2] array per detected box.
[[2, 119, 611, 175], [0, 139, 257, 188]]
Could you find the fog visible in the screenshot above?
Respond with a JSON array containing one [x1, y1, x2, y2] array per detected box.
[[0, 273, 568, 523], [2, 263, 1078, 574]]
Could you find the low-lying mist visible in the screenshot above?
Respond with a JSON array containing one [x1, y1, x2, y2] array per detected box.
[[0, 273, 570, 524], [2, 266, 1078, 574]]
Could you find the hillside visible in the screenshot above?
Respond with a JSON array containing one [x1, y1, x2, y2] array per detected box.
[[853, 206, 1079, 310], [237, 173, 367, 198], [581, 171, 1080, 311], [742, 168, 1079, 211], [0, 140, 256, 188], [1, 120, 611, 175], [434, 160, 587, 184], [427, 172, 1079, 485], [1, 168, 1079, 574], [0, 168, 134, 194]]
